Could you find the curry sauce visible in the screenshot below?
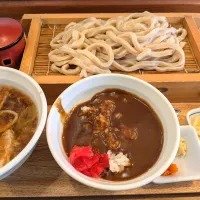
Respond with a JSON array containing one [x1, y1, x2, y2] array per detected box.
[[62, 89, 163, 181]]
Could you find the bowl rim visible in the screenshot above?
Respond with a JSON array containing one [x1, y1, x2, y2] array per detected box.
[[47, 74, 180, 191], [186, 108, 200, 126], [0, 67, 47, 176]]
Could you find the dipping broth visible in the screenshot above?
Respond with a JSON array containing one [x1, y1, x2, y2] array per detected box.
[[62, 89, 163, 181], [0, 86, 38, 167]]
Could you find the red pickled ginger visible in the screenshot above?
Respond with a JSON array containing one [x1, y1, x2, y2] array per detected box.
[[69, 146, 109, 178]]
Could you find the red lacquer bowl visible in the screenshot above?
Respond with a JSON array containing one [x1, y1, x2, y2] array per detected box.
[[0, 18, 26, 69]]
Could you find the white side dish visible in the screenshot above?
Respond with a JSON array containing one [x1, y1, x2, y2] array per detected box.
[[153, 125, 200, 184]]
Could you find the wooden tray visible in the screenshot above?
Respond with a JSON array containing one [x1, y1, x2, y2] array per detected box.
[[20, 13, 200, 82], [0, 103, 199, 198], [19, 13, 200, 105]]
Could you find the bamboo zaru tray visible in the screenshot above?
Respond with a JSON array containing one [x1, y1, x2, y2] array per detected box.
[[20, 13, 200, 104]]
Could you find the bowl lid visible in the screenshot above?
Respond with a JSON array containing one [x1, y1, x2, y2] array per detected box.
[[0, 18, 24, 50]]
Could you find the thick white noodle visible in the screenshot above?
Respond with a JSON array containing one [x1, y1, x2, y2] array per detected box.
[[48, 11, 187, 77]]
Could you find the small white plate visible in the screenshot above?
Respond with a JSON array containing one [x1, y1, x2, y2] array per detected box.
[[153, 125, 200, 184]]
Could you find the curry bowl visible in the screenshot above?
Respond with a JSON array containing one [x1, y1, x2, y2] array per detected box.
[[0, 67, 47, 179], [46, 74, 180, 191]]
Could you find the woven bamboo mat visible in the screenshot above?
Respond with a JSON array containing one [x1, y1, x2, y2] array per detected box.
[[33, 23, 199, 76]]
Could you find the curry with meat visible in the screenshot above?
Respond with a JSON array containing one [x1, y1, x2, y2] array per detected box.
[[62, 89, 163, 181], [0, 86, 38, 167]]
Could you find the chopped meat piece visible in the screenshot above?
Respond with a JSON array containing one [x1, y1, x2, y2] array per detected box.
[[120, 124, 137, 140], [107, 130, 121, 150], [123, 98, 127, 103], [81, 106, 91, 113], [107, 150, 131, 173], [99, 100, 116, 116], [93, 100, 115, 134], [79, 105, 98, 121], [114, 113, 122, 119], [113, 128, 120, 132], [93, 114, 108, 135], [0, 129, 15, 167]]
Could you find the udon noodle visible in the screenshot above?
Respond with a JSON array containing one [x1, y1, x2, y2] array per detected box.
[[49, 11, 187, 77]]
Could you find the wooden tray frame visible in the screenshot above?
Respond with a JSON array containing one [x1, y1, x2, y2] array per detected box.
[[20, 13, 200, 83], [19, 13, 200, 105]]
